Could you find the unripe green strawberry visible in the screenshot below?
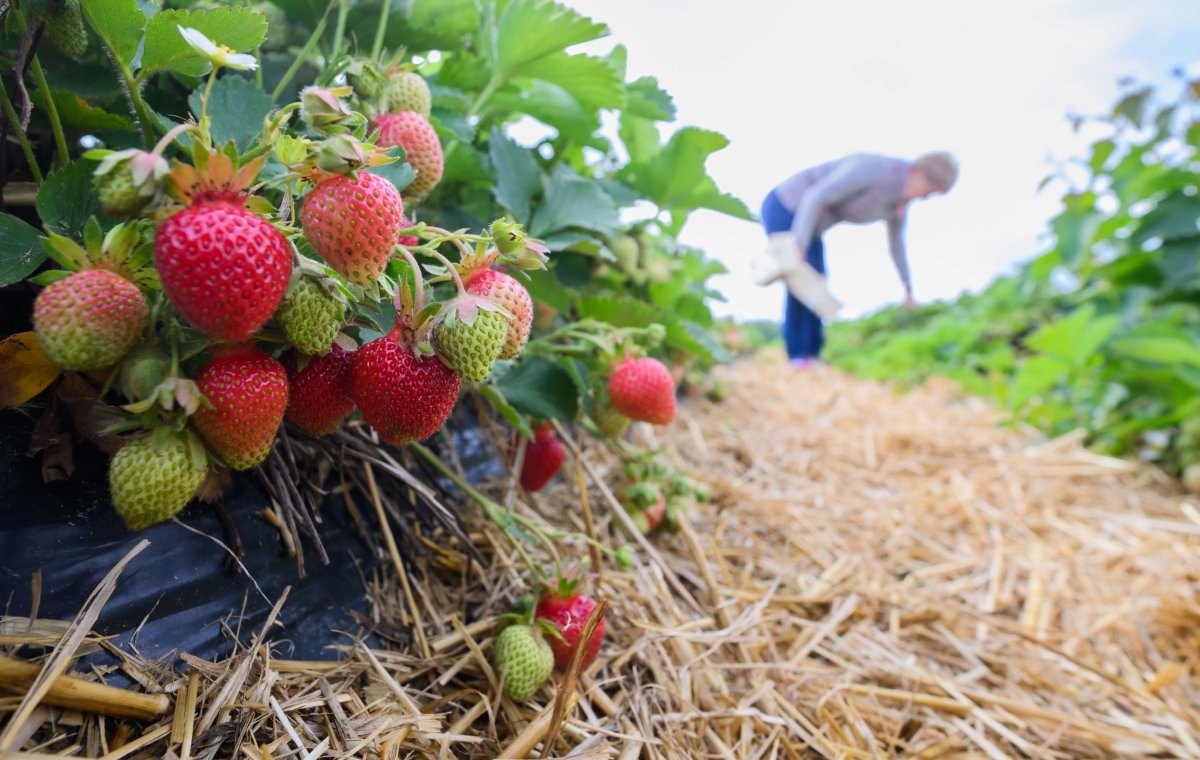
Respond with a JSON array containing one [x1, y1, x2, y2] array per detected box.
[[433, 296, 508, 382], [346, 59, 386, 100], [465, 270, 532, 359], [609, 235, 640, 272], [109, 434, 207, 531], [591, 402, 631, 439], [276, 278, 345, 355], [493, 623, 553, 703], [93, 149, 169, 218], [384, 70, 431, 117], [33, 269, 148, 371], [40, 0, 88, 59]]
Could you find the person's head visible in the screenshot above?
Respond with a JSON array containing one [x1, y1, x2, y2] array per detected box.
[[903, 151, 958, 201]]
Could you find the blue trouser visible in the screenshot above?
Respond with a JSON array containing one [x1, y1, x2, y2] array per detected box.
[[761, 190, 826, 360]]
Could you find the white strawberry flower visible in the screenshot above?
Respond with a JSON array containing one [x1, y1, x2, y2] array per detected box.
[[177, 26, 258, 71]]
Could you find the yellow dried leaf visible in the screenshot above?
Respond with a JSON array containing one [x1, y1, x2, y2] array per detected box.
[[0, 332, 61, 408]]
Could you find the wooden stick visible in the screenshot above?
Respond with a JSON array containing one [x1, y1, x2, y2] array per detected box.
[[0, 540, 149, 752], [540, 599, 610, 758], [572, 442, 604, 578], [497, 692, 579, 759], [0, 655, 169, 720]]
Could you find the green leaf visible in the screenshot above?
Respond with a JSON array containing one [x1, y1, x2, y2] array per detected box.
[[529, 171, 616, 237], [81, 0, 147, 67], [49, 90, 135, 132], [1132, 194, 1200, 245], [1109, 335, 1200, 367], [0, 215, 47, 288], [664, 320, 721, 363], [477, 384, 534, 440], [367, 161, 417, 195], [618, 127, 751, 219], [142, 8, 268, 76], [1010, 355, 1070, 408], [487, 81, 597, 142], [625, 76, 674, 121], [674, 293, 714, 328], [496, 356, 579, 421], [38, 162, 101, 239], [513, 52, 625, 113], [188, 76, 272, 150], [488, 128, 541, 222], [577, 295, 658, 328], [520, 269, 572, 313], [1024, 304, 1118, 367], [495, 0, 608, 74], [432, 110, 475, 144]]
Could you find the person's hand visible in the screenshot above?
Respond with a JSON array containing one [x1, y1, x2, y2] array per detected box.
[[904, 291, 917, 310]]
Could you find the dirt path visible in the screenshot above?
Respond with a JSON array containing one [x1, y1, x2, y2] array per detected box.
[[635, 351, 1200, 757]]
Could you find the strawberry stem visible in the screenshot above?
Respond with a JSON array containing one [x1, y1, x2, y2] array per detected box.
[[410, 441, 565, 578], [392, 245, 426, 318], [151, 123, 196, 158], [421, 248, 467, 296], [0, 76, 43, 183], [370, 0, 393, 60]]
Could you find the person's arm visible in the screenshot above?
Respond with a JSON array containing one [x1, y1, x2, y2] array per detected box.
[[790, 156, 881, 249], [887, 214, 914, 303]]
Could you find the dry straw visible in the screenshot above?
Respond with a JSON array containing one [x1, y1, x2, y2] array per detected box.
[[3, 352, 1199, 757]]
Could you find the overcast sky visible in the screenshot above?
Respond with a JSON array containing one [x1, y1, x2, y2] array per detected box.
[[559, 0, 1199, 320]]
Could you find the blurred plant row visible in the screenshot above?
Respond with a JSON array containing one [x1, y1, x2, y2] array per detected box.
[[827, 71, 1200, 477]]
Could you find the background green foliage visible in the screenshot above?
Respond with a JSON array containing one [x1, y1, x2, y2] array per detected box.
[[0, 0, 749, 424], [826, 73, 1200, 473]]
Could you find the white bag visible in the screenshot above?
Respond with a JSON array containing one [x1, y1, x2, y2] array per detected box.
[[753, 233, 843, 320]]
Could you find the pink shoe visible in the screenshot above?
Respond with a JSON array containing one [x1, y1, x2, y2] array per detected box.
[[789, 358, 822, 371]]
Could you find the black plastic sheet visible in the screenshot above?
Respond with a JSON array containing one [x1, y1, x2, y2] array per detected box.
[[0, 403, 508, 677]]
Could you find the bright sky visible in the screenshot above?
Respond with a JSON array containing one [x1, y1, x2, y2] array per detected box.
[[559, 0, 1200, 321]]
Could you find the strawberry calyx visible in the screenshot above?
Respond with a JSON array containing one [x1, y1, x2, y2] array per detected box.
[[299, 85, 361, 135], [167, 144, 266, 206], [438, 292, 511, 329], [488, 217, 549, 270], [38, 218, 157, 289]]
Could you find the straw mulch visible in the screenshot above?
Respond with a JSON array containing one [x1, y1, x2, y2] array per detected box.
[[3, 351, 1200, 758]]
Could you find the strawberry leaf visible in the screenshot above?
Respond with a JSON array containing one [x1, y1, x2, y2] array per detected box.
[[495, 356, 577, 421], [0, 214, 47, 287]]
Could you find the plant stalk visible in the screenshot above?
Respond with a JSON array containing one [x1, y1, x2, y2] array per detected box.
[[0, 74, 44, 183]]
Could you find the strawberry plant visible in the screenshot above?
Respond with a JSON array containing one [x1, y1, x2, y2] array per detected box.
[[0, 0, 746, 565]]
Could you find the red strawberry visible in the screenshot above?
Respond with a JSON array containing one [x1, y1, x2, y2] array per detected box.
[[301, 172, 405, 285], [155, 204, 291, 342], [644, 497, 666, 531], [285, 345, 355, 436], [607, 356, 676, 425], [535, 583, 606, 671], [193, 345, 288, 470], [373, 112, 444, 201], [398, 212, 419, 247], [466, 269, 532, 360], [520, 425, 566, 492], [351, 328, 460, 444]]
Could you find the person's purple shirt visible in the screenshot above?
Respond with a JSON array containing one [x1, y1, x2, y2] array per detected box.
[[773, 153, 912, 292]]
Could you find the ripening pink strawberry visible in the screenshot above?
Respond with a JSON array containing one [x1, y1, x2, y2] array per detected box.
[[301, 172, 405, 285], [465, 269, 532, 360]]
